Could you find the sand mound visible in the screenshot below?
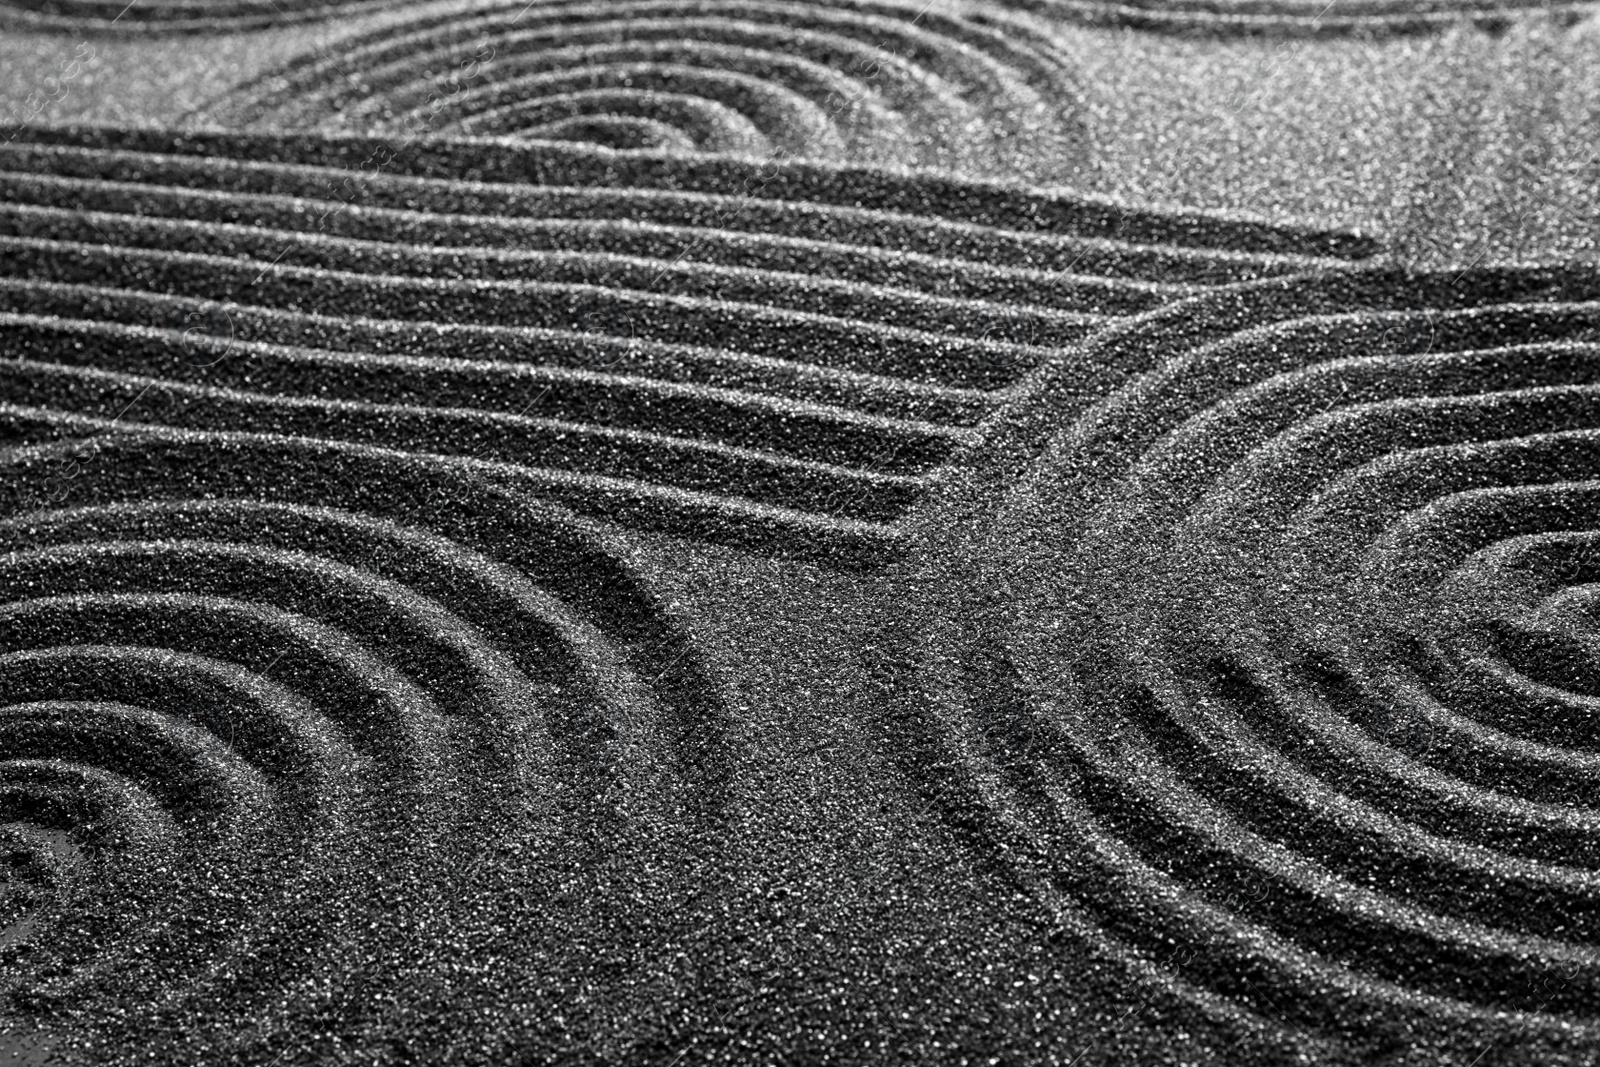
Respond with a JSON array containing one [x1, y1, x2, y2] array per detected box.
[[910, 264, 1600, 1062], [0, 125, 1376, 566]]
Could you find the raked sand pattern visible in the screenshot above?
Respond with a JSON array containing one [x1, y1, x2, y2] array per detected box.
[[999, 0, 1598, 36], [0, 126, 1375, 563], [0, 0, 401, 34], [0, 428, 729, 1063], [910, 265, 1600, 1064], [6, 3, 1600, 1065], [202, 0, 1094, 184]]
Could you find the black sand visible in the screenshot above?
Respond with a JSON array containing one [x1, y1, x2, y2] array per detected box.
[[2, 2, 1599, 1065]]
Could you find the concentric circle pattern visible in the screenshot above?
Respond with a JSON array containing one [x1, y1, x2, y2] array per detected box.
[[0, 428, 726, 1060], [207, 0, 1090, 183], [917, 267, 1600, 1059]]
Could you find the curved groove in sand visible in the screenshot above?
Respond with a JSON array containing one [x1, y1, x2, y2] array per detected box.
[[202, 0, 1092, 184], [0, 127, 1377, 562], [0, 431, 728, 1050], [912, 266, 1600, 1056], [0, 0, 410, 34], [998, 0, 1597, 37]]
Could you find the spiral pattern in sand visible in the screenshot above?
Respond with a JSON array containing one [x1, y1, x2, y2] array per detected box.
[[0, 428, 725, 1059], [0, 126, 1376, 564], [915, 267, 1600, 1060], [204, 0, 1091, 183]]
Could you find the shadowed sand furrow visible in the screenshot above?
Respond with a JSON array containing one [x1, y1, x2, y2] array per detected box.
[[0, 234, 1068, 387], [2, 128, 1378, 260], [907, 265, 1600, 1062], [0, 207, 1110, 346], [1, 400, 906, 562], [0, 147, 1360, 283], [0, 127, 1377, 562], [0, 359, 932, 523], [0, 312, 969, 472], [0, 278, 996, 427], [0, 167, 1204, 309], [0, 430, 730, 1062], [6, 0, 1584, 39], [0, 0, 404, 32], [998, 0, 1597, 37]]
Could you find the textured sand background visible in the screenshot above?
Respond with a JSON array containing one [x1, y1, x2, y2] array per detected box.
[[2, 2, 1599, 1065], [6, 0, 1600, 262]]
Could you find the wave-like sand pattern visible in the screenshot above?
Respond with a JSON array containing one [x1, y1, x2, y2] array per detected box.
[[912, 266, 1600, 1061], [0, 125, 1376, 564], [5, 0, 1589, 39], [202, 0, 1095, 183], [0, 426, 726, 1058], [1001, 0, 1597, 37], [0, 0, 398, 34]]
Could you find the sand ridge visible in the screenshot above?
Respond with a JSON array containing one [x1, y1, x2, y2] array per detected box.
[[905, 263, 1600, 1064], [999, 0, 1597, 37], [199, 0, 1092, 184], [0, 427, 733, 1063], [0, 126, 1375, 565], [3, 3, 1600, 1064]]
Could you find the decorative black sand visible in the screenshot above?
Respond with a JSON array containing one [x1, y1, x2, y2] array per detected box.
[[0, 431, 729, 1063], [3, 3, 1600, 1065], [0, 0, 402, 35], [999, 0, 1598, 37], [0, 127, 1373, 562], [202, 0, 1093, 183], [908, 265, 1600, 1065]]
